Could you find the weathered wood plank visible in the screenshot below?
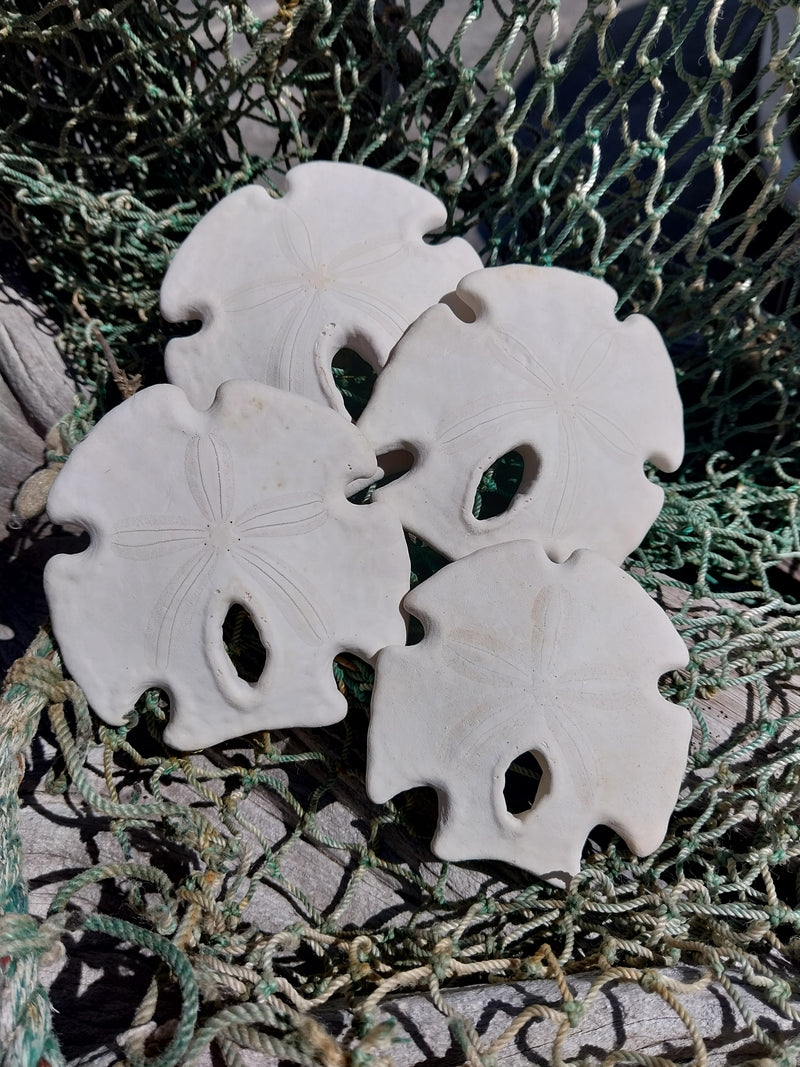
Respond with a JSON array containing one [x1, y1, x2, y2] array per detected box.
[[653, 580, 800, 753], [0, 277, 75, 437], [0, 271, 79, 659], [32, 937, 799, 1067], [17, 643, 800, 1067], [356, 964, 799, 1065], [0, 275, 75, 521]]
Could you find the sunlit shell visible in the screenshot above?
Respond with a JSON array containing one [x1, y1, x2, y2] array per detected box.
[[358, 265, 684, 564], [45, 380, 409, 750], [367, 540, 690, 882], [160, 161, 482, 415]]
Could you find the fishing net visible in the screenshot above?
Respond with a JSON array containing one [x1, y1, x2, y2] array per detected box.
[[2, 0, 800, 1063]]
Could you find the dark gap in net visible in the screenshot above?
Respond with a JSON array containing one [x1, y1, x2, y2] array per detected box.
[[503, 749, 544, 817], [222, 603, 267, 684], [331, 347, 377, 420], [473, 449, 526, 520]]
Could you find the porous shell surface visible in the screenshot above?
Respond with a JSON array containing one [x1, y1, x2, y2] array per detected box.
[[160, 161, 482, 415], [367, 540, 691, 882], [44, 380, 409, 750], [358, 265, 684, 564]]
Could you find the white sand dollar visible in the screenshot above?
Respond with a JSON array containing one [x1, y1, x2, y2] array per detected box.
[[358, 265, 684, 564], [44, 381, 409, 750], [367, 541, 691, 882], [160, 161, 482, 414]]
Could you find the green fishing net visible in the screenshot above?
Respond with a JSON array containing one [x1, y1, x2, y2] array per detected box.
[[2, 0, 800, 1063]]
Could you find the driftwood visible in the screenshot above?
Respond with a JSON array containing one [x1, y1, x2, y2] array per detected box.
[[0, 272, 78, 665], [0, 273, 75, 527], [18, 656, 800, 1066], [21, 740, 800, 1066]]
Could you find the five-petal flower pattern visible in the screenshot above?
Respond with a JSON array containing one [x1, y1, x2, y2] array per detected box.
[[44, 381, 409, 750], [358, 264, 685, 564], [367, 540, 691, 881], [160, 162, 482, 415]]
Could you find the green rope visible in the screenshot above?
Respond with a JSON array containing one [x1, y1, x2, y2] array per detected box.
[[0, 632, 66, 1067]]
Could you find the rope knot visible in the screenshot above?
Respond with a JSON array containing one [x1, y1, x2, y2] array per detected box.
[[350, 1019, 401, 1066], [766, 906, 788, 927], [713, 57, 739, 78], [638, 57, 662, 78], [542, 60, 565, 82], [519, 954, 547, 979], [564, 894, 583, 917], [601, 943, 619, 967], [349, 935, 375, 981], [431, 937, 454, 980], [5, 656, 70, 705], [562, 999, 584, 1027], [640, 969, 662, 994], [147, 902, 178, 936], [767, 977, 792, 1005], [0, 912, 67, 964]]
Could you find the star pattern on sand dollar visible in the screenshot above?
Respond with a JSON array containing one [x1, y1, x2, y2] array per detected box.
[[110, 433, 329, 667]]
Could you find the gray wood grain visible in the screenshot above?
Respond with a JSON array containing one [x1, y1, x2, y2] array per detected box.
[[18, 662, 800, 1067], [0, 277, 75, 438], [0, 361, 44, 528], [0, 273, 78, 660], [23, 775, 800, 1066]]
